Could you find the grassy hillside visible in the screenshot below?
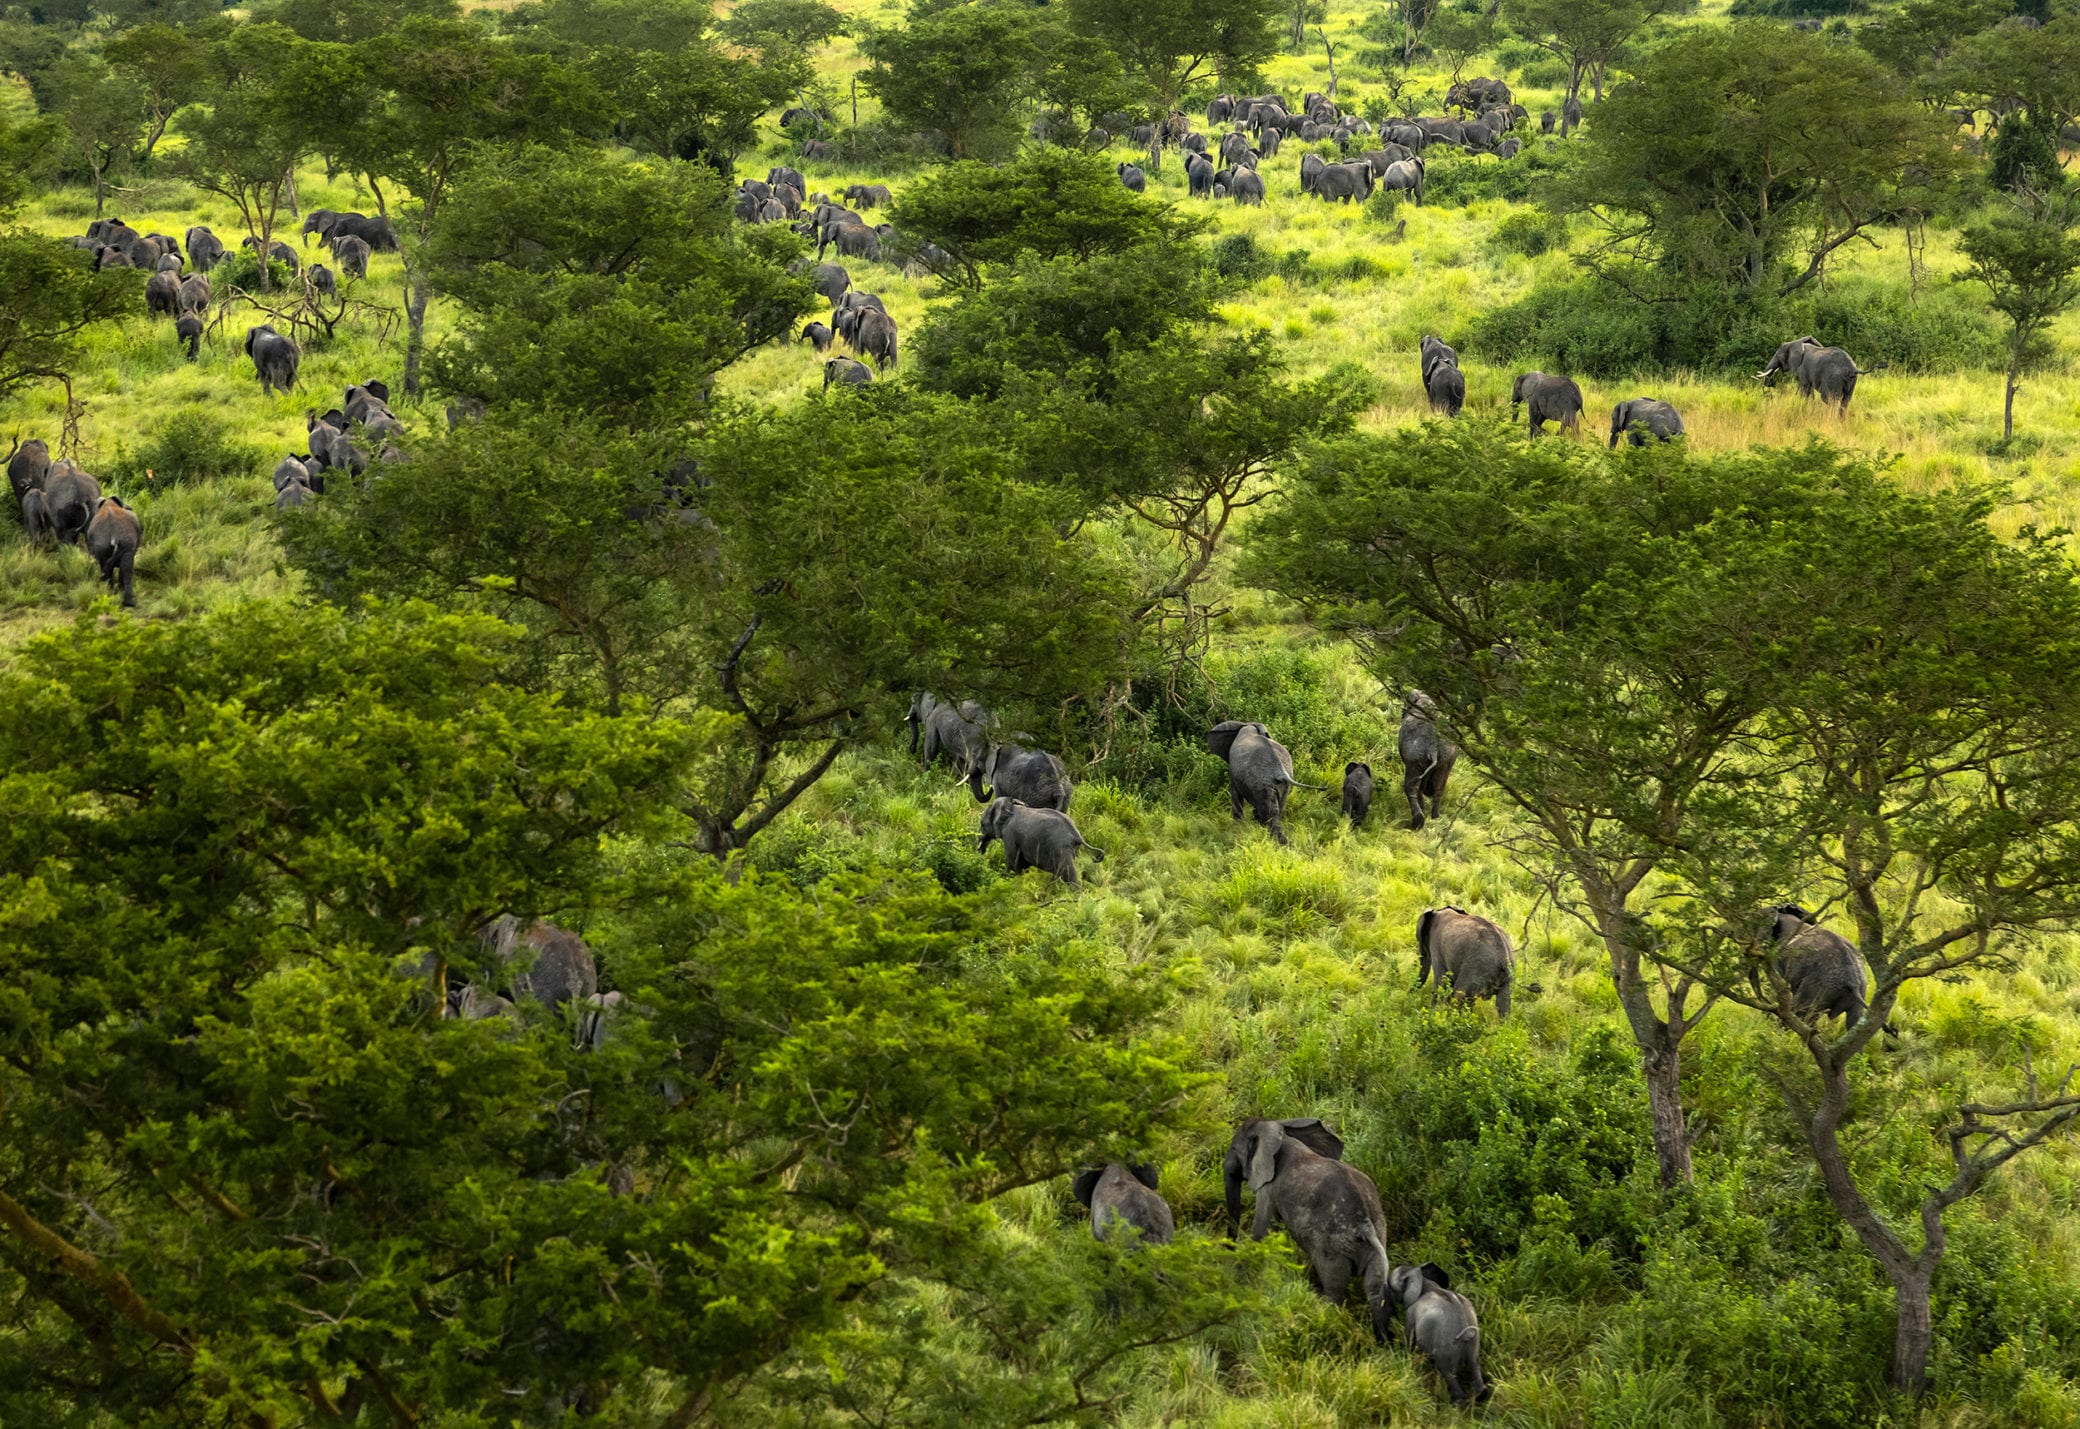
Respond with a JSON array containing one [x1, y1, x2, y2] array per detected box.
[[4, 3, 2080, 1424]]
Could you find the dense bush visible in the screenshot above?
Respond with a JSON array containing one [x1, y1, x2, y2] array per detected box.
[[103, 408, 269, 488], [1470, 271, 2007, 377], [211, 247, 296, 294], [1489, 206, 1568, 255], [1727, 0, 1867, 15], [1422, 139, 1578, 207]]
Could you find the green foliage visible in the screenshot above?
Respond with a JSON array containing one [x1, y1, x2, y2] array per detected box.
[[1065, 0, 1281, 108], [1554, 22, 1954, 291], [0, 231, 139, 402], [1422, 139, 1577, 206], [43, 53, 145, 209], [102, 23, 212, 163], [103, 408, 270, 488], [1726, 0, 1866, 15], [210, 245, 295, 294], [427, 144, 812, 423], [266, 0, 459, 43], [1471, 271, 2006, 377], [860, 2, 1048, 161], [1989, 114, 2066, 193], [718, 0, 849, 50], [891, 147, 1206, 283], [1956, 192, 2080, 433], [1490, 205, 1568, 255]]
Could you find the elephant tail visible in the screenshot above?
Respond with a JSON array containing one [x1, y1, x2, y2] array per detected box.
[[1080, 840, 1107, 862], [1853, 359, 1890, 375], [1278, 773, 1331, 791]]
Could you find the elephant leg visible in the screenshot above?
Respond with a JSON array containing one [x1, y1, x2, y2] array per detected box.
[[1057, 858, 1080, 888], [1312, 1252, 1352, 1304], [1230, 783, 1245, 822], [1404, 775, 1427, 830], [1439, 1363, 1466, 1406]]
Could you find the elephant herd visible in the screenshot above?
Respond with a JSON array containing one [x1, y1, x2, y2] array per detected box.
[[72, 207, 392, 367], [6, 437, 142, 606], [1417, 334, 1688, 443], [271, 379, 406, 510]]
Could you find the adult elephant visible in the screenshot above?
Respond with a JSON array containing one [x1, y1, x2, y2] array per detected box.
[[921, 697, 990, 776], [1208, 94, 1237, 124], [1117, 162, 1146, 193], [1223, 1118, 1394, 1339], [7, 437, 51, 501], [176, 315, 203, 360], [1414, 907, 1515, 1016], [1219, 130, 1253, 166], [243, 236, 301, 273], [1208, 720, 1325, 845], [1377, 157, 1425, 204], [1561, 94, 1583, 136], [1761, 906, 1894, 1032], [178, 273, 212, 314], [1384, 122, 1426, 151], [85, 497, 141, 608], [977, 798, 1106, 887], [1360, 144, 1413, 172], [1421, 337, 1464, 416], [43, 461, 102, 547], [1512, 372, 1585, 437], [1398, 691, 1457, 830], [853, 308, 898, 370], [970, 742, 1072, 811], [823, 357, 872, 392], [243, 324, 301, 397], [1186, 154, 1216, 198], [333, 234, 372, 280], [1072, 1165, 1172, 1245], [1229, 169, 1266, 205], [481, 916, 598, 1012], [185, 225, 224, 269], [1299, 151, 1326, 195], [1609, 398, 1684, 446], [809, 261, 850, 300], [1316, 159, 1376, 203], [1759, 335, 1875, 415]]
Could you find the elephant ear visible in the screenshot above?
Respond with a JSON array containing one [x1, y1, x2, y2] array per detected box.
[[1419, 1261, 1451, 1289], [1279, 1117, 1344, 1161], [1207, 721, 1245, 761], [1416, 909, 1437, 969], [1070, 1168, 1102, 1209], [1128, 1163, 1160, 1192], [1247, 1120, 1286, 1190]]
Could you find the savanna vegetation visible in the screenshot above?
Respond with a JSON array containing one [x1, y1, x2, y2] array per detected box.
[[2, 0, 2080, 1422]]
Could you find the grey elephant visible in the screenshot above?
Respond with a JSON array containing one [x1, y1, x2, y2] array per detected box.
[[1425, 358, 1465, 417], [853, 308, 898, 370], [1317, 159, 1376, 203], [176, 315, 203, 360], [1609, 397, 1684, 446], [7, 436, 50, 501], [916, 695, 990, 775], [1759, 336, 1876, 415], [1761, 906, 1894, 1032], [1299, 151, 1326, 194], [20, 487, 52, 545], [1230, 169, 1266, 204], [1186, 154, 1216, 198], [1117, 162, 1146, 193], [1512, 371, 1584, 437], [309, 263, 336, 299], [245, 325, 300, 395], [185, 225, 225, 269], [800, 321, 833, 352], [1377, 157, 1425, 204], [1224, 1118, 1394, 1338], [977, 798, 1105, 887], [1071, 1164, 1173, 1244], [145, 269, 181, 318], [1419, 334, 1456, 382], [44, 461, 102, 547], [1341, 761, 1374, 827], [1209, 720, 1326, 845], [1398, 691, 1457, 830], [178, 273, 211, 314], [970, 742, 1072, 811], [85, 497, 141, 607], [1388, 1263, 1491, 1406], [273, 454, 318, 492], [823, 357, 873, 392], [809, 261, 850, 301], [1561, 94, 1583, 136], [1415, 906, 1514, 1015], [334, 233, 372, 281], [1540, 109, 1555, 134], [481, 915, 598, 1013]]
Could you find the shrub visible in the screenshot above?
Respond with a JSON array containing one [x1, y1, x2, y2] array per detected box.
[[103, 409, 269, 490], [1490, 207, 1567, 256], [1516, 56, 1571, 88], [1727, 0, 1867, 14], [1422, 140, 1578, 207], [1209, 232, 1270, 282], [212, 248, 297, 295]]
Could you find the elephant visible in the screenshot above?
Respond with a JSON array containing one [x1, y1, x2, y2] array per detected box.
[[1186, 154, 1216, 198], [1229, 169, 1266, 204], [176, 315, 203, 360], [1377, 157, 1425, 204], [969, 742, 1072, 811], [905, 691, 941, 756], [44, 461, 102, 547], [7, 437, 51, 501], [1541, 110, 1555, 134], [1447, 76, 1512, 111], [344, 381, 392, 425], [1398, 691, 1457, 830], [96, 246, 134, 270], [1299, 151, 1326, 195], [1208, 94, 1237, 124], [768, 164, 807, 194], [920, 697, 991, 775], [1423, 355, 1465, 417], [85, 497, 141, 607], [823, 222, 882, 262], [309, 263, 336, 298], [1219, 130, 1253, 165], [1415, 907, 1515, 1015], [853, 308, 898, 370], [1224, 1118, 1393, 1336], [1071, 1164, 1172, 1245], [1561, 94, 1583, 136], [327, 213, 397, 252], [1512, 372, 1585, 437], [1208, 720, 1326, 845], [273, 454, 318, 491], [275, 478, 315, 510], [1117, 162, 1146, 193], [481, 915, 598, 1012], [1181, 132, 1209, 155], [801, 139, 839, 162], [1341, 762, 1374, 828], [756, 199, 788, 224], [1461, 120, 1500, 152], [1496, 137, 1522, 159], [20, 487, 52, 545], [185, 226, 224, 269], [1384, 122, 1427, 151], [333, 234, 372, 280], [1609, 397, 1685, 446], [1759, 336, 1875, 415], [843, 183, 892, 209], [1388, 1263, 1490, 1407], [1360, 144, 1414, 173], [800, 321, 833, 352], [245, 325, 300, 395], [808, 261, 850, 301], [300, 209, 339, 245], [977, 798, 1106, 887], [1258, 125, 1283, 156], [1316, 159, 1376, 203], [143, 266, 181, 315], [823, 357, 872, 392], [243, 236, 301, 273], [154, 253, 183, 273], [1416, 116, 1465, 145], [178, 273, 212, 314], [1419, 334, 1457, 379], [1761, 906, 1893, 1031]]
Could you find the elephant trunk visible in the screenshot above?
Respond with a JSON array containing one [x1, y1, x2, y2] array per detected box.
[[968, 764, 990, 803], [1222, 1157, 1244, 1239]]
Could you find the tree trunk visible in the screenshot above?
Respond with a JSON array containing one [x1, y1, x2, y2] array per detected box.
[[93, 164, 105, 219], [1642, 1033, 1693, 1186], [404, 271, 429, 398], [1892, 1267, 1935, 1395], [2004, 339, 2021, 439]]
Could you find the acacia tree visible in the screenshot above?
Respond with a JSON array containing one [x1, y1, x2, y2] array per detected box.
[[860, 2, 1047, 160], [1065, 0, 1282, 115], [45, 56, 143, 217], [171, 77, 305, 295], [1507, 0, 1693, 105], [1958, 189, 2080, 441], [1648, 481, 2080, 1394], [1556, 22, 1955, 294]]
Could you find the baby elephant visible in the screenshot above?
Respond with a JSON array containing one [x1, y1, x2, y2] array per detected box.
[[1415, 906, 1515, 1016], [1071, 1164, 1173, 1245], [977, 798, 1106, 887], [1388, 1263, 1490, 1407], [1341, 761, 1374, 827]]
